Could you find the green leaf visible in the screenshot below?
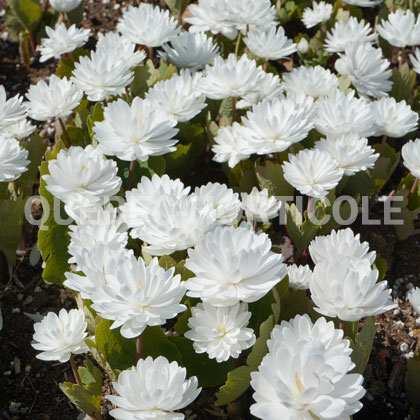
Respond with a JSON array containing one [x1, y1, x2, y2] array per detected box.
[[4, 6, 25, 41], [389, 63, 416, 102], [16, 134, 47, 196], [87, 103, 104, 140], [95, 319, 136, 371], [142, 326, 183, 362], [367, 144, 400, 196], [158, 62, 178, 81], [349, 317, 377, 374], [174, 307, 191, 335], [175, 260, 194, 281], [246, 315, 275, 370], [38, 141, 71, 285], [405, 353, 420, 409], [392, 174, 420, 240], [59, 381, 101, 415], [159, 255, 177, 270], [165, 0, 190, 17], [56, 48, 89, 79], [255, 160, 294, 197], [286, 204, 321, 258], [6, 0, 42, 33], [0, 194, 26, 263], [165, 142, 202, 178], [168, 335, 234, 388], [78, 359, 103, 396], [66, 2, 84, 25], [345, 171, 376, 197], [130, 60, 160, 98], [373, 253, 387, 282], [228, 159, 258, 193], [215, 366, 252, 406]]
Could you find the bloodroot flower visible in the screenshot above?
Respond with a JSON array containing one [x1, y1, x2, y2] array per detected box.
[[43, 145, 122, 214], [302, 1, 333, 29], [185, 225, 287, 306], [26, 75, 83, 121], [315, 134, 379, 176], [376, 9, 420, 48], [287, 264, 312, 290], [0, 86, 27, 130], [250, 314, 365, 420], [0, 136, 29, 182], [371, 97, 418, 138], [199, 53, 264, 100], [39, 23, 90, 62], [32, 308, 89, 362], [242, 98, 313, 154], [402, 139, 420, 179], [159, 31, 219, 72], [309, 228, 376, 265], [145, 71, 207, 122], [244, 26, 296, 61], [49, 0, 82, 12], [241, 187, 281, 223], [117, 4, 180, 48], [310, 258, 396, 321], [408, 287, 420, 313], [93, 97, 178, 161], [91, 256, 186, 338], [282, 149, 344, 198], [108, 356, 201, 420], [185, 302, 256, 362]]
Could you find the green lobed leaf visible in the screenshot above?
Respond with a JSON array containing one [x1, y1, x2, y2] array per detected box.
[[142, 326, 183, 362], [215, 366, 252, 406], [38, 141, 71, 285], [0, 194, 26, 263], [16, 134, 48, 196], [59, 381, 101, 415], [373, 253, 388, 282], [255, 160, 294, 197], [78, 359, 103, 396], [168, 335, 234, 388], [6, 0, 42, 33], [367, 144, 400, 196], [389, 63, 417, 102], [94, 319, 137, 372], [130, 60, 160, 98], [286, 204, 321, 258], [405, 353, 420, 409], [56, 48, 90, 79], [66, 2, 84, 25], [349, 317, 377, 374]]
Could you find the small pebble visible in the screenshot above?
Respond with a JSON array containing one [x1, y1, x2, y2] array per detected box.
[[12, 308, 20, 314], [400, 343, 409, 352], [393, 309, 400, 315]]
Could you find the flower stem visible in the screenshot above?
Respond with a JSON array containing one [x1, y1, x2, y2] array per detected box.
[[127, 160, 137, 189], [232, 97, 237, 122], [58, 117, 71, 148], [239, 160, 245, 177], [136, 334, 143, 362], [379, 135, 387, 158], [149, 47, 154, 61], [70, 355, 82, 386], [307, 196, 313, 214], [125, 87, 131, 103], [234, 32, 242, 57], [253, 220, 257, 231], [400, 47, 405, 68], [263, 60, 268, 72], [410, 177, 419, 197]]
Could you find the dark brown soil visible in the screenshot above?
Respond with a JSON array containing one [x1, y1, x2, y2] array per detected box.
[[1, 1, 420, 419]]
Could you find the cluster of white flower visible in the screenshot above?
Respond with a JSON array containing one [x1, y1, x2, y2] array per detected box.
[[1, 0, 415, 418]]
